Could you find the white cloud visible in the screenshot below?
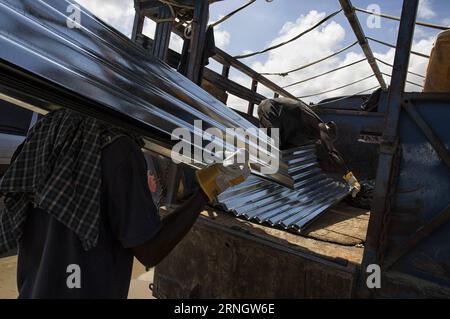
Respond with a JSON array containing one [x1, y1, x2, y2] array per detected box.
[[142, 19, 157, 40], [75, 0, 184, 52], [169, 34, 185, 53], [75, 0, 135, 37], [232, 10, 435, 105], [214, 28, 231, 49], [418, 0, 436, 20], [226, 74, 253, 113]]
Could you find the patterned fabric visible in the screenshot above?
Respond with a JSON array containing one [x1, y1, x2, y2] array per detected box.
[[0, 109, 144, 253]]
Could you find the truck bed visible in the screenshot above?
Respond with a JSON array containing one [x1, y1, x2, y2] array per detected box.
[[153, 204, 369, 298]]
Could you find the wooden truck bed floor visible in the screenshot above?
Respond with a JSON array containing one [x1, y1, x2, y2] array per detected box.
[[199, 204, 369, 265], [154, 204, 370, 298]]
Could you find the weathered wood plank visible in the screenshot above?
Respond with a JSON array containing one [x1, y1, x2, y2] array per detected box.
[[152, 6, 172, 61], [302, 205, 370, 246], [153, 206, 364, 298], [247, 79, 258, 115], [213, 48, 298, 100], [203, 69, 265, 106]]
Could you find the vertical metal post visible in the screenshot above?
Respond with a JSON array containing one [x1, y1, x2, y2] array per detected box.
[[153, 5, 173, 61], [339, 0, 387, 90], [186, 0, 209, 84], [222, 64, 230, 79], [248, 79, 258, 115], [147, 5, 175, 208], [361, 0, 418, 292], [221, 64, 231, 106], [131, 0, 145, 41], [167, 0, 210, 206]]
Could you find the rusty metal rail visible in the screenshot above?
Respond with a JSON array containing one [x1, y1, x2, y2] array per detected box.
[[339, 0, 387, 90]]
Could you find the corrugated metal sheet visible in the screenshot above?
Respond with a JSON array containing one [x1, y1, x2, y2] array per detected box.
[[217, 144, 350, 232], [0, 0, 292, 187]]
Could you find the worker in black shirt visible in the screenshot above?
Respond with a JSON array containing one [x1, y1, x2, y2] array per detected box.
[[0, 109, 250, 299]]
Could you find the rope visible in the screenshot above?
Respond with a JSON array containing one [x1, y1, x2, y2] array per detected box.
[[367, 37, 430, 59], [159, 0, 194, 10], [153, 1, 195, 25], [312, 85, 380, 106], [153, 17, 176, 23], [296, 74, 375, 98], [210, 0, 257, 28], [184, 21, 193, 39], [283, 58, 367, 89], [375, 58, 425, 79], [261, 41, 359, 77], [381, 72, 424, 88], [234, 9, 342, 59], [152, 1, 176, 23], [354, 7, 449, 31]]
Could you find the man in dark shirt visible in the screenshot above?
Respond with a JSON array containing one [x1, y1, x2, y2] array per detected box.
[[0, 109, 249, 298], [258, 98, 348, 174]]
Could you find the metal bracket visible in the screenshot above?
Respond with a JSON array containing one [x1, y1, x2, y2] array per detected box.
[[402, 99, 450, 170], [377, 143, 402, 266], [384, 204, 450, 269]]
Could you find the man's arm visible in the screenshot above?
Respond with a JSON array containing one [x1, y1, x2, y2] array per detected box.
[[132, 189, 207, 268], [104, 138, 208, 268], [129, 148, 250, 268]]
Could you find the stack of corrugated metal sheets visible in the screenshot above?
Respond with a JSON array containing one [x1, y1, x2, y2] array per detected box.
[[217, 144, 350, 232], [0, 0, 291, 187]]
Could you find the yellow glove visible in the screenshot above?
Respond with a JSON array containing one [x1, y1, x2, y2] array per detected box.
[[344, 171, 361, 198], [196, 149, 251, 202]]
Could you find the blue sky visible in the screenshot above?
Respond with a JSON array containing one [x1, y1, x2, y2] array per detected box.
[[76, 0, 450, 111], [209, 0, 449, 58]]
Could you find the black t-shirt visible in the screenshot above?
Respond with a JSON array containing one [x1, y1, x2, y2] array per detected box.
[[16, 137, 161, 299], [257, 98, 321, 150]]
